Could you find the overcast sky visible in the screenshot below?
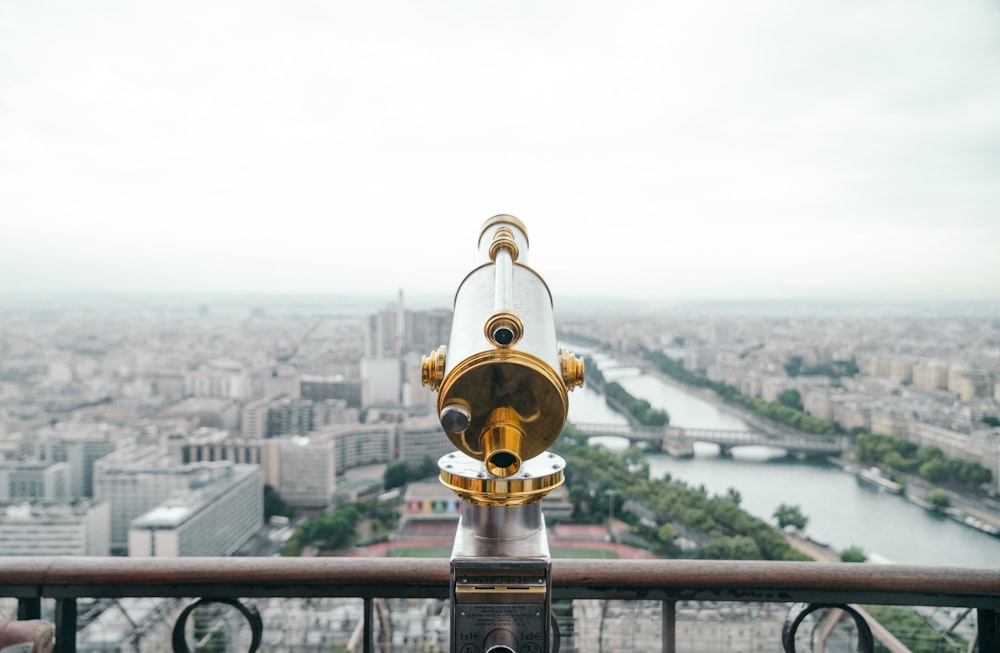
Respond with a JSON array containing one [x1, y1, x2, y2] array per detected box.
[[1, 1, 998, 304]]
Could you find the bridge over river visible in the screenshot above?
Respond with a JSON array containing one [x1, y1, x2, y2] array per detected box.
[[573, 422, 850, 458]]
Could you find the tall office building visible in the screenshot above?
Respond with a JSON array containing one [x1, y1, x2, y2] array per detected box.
[[0, 461, 70, 502], [277, 437, 336, 509], [360, 358, 402, 406], [321, 423, 394, 474], [128, 464, 262, 557], [364, 307, 401, 360], [94, 445, 262, 554], [29, 428, 116, 499], [362, 298, 452, 409], [363, 299, 452, 359], [270, 424, 393, 509], [240, 397, 271, 438]]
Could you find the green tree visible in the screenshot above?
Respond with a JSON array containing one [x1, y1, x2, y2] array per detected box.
[[840, 545, 867, 563], [657, 523, 677, 543], [415, 455, 438, 480], [953, 460, 991, 487], [919, 459, 949, 483], [925, 489, 950, 508], [699, 535, 762, 560], [604, 382, 670, 426], [556, 422, 810, 561], [777, 389, 803, 411], [263, 484, 294, 521], [284, 503, 363, 554], [916, 445, 944, 464], [773, 504, 809, 530], [384, 462, 408, 490]]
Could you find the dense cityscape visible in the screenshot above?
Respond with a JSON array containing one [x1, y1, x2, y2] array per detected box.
[[1, 292, 998, 651]]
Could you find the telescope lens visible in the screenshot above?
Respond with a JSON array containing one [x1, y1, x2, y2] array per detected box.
[[493, 326, 515, 346]]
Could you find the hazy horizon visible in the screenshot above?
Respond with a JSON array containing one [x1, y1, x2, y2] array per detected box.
[[2, 289, 998, 320], [2, 1, 998, 302]]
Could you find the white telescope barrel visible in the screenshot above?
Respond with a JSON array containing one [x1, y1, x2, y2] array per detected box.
[[423, 215, 583, 480]]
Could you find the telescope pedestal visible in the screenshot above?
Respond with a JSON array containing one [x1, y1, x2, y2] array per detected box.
[[441, 452, 565, 653], [450, 502, 552, 653]]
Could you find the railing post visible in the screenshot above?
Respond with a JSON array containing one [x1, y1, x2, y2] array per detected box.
[[54, 597, 76, 653], [662, 599, 676, 653], [16, 597, 41, 621], [363, 597, 373, 653], [980, 608, 999, 652]]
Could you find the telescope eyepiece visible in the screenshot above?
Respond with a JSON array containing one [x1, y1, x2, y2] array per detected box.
[[486, 450, 519, 477], [493, 326, 514, 346], [482, 407, 523, 478], [484, 313, 523, 348]]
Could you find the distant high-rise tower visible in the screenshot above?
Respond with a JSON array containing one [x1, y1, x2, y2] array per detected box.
[[362, 293, 453, 408], [397, 289, 405, 404]]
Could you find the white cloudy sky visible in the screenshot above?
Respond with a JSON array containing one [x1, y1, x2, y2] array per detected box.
[[1, 0, 998, 303]]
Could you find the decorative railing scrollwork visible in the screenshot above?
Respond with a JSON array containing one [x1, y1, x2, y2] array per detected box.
[[171, 597, 262, 653], [782, 602, 875, 653]]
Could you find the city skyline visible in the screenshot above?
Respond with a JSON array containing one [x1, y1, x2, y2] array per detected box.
[[1, 1, 998, 302]]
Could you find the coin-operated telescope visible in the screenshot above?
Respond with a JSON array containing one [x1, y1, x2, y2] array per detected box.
[[422, 215, 584, 653]]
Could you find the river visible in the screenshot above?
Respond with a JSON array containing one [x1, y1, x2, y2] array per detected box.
[[566, 350, 1000, 568]]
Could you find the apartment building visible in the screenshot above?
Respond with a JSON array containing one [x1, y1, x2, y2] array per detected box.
[[128, 463, 262, 557], [0, 500, 110, 556]]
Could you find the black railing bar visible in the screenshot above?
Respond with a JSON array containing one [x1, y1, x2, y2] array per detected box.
[[662, 599, 676, 653], [363, 597, 373, 653], [54, 598, 75, 653], [16, 596, 40, 620], [981, 608, 999, 652]]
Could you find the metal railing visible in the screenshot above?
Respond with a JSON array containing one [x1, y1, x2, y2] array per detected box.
[[2, 557, 999, 652]]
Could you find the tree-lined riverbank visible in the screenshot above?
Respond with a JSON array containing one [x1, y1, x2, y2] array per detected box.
[[570, 349, 1000, 568]]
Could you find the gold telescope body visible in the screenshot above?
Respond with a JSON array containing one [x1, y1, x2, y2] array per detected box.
[[422, 215, 584, 504]]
